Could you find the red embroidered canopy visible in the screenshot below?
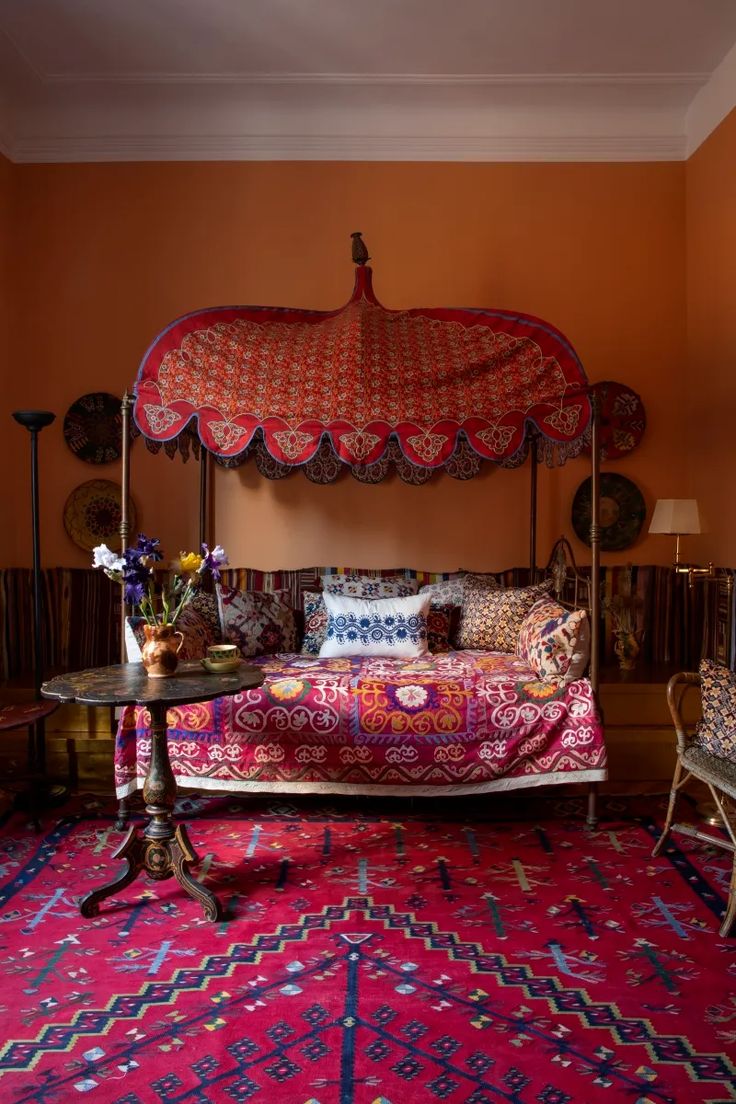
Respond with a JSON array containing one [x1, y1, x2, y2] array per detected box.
[[134, 262, 591, 469]]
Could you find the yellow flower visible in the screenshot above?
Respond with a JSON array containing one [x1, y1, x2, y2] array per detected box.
[[179, 551, 203, 574], [269, 678, 306, 701], [523, 680, 559, 699]]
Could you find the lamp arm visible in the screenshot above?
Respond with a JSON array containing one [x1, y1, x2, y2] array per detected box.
[[675, 562, 716, 588]]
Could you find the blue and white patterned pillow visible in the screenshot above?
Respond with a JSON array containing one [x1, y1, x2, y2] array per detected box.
[[319, 592, 431, 659]]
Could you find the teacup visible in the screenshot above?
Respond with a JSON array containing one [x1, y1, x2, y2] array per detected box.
[[207, 644, 240, 663]]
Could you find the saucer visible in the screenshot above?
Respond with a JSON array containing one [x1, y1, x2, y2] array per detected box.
[[201, 657, 242, 675]]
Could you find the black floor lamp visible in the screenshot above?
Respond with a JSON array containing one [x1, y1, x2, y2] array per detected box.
[[12, 409, 56, 775]]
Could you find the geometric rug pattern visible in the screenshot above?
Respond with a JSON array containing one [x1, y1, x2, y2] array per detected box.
[[1, 793, 735, 1103]]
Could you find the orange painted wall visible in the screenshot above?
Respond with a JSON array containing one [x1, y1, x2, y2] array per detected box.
[[1, 161, 690, 570], [686, 108, 736, 565]]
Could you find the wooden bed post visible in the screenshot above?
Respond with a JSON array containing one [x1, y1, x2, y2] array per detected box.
[[119, 391, 132, 664], [587, 388, 601, 829], [199, 446, 209, 550], [529, 433, 538, 580]]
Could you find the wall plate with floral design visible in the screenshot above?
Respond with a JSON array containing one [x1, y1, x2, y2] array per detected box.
[[63, 479, 136, 551]]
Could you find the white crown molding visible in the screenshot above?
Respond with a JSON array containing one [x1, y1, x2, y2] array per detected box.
[[9, 131, 686, 163], [40, 70, 710, 88], [1, 4, 734, 163], [686, 41, 736, 155], [0, 61, 700, 164]]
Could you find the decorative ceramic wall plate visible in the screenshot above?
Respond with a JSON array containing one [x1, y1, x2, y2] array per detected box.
[[63, 392, 124, 464], [572, 472, 646, 551], [583, 381, 647, 461], [63, 479, 136, 552]]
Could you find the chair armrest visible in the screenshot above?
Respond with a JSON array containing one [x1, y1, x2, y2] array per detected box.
[[666, 671, 700, 751]]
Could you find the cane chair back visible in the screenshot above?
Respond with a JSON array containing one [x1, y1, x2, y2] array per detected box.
[[652, 665, 736, 937]]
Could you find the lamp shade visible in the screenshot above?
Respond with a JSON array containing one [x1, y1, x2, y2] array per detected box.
[[648, 498, 701, 535]]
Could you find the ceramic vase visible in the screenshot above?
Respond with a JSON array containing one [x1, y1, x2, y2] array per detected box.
[[141, 623, 184, 678]]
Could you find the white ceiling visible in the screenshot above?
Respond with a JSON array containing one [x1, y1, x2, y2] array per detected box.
[[1, 0, 736, 162]]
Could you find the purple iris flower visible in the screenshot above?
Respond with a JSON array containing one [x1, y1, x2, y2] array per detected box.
[[200, 543, 229, 582], [124, 557, 150, 587], [124, 577, 147, 605], [123, 546, 144, 569], [120, 544, 153, 608], [134, 534, 163, 562]]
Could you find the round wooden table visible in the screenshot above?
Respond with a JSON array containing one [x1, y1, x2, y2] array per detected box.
[[0, 699, 60, 828], [42, 661, 264, 922]]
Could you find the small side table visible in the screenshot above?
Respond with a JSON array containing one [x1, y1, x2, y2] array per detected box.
[[42, 661, 263, 922], [0, 699, 60, 828]]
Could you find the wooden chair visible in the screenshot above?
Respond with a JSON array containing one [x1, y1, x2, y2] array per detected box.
[[652, 671, 736, 937]]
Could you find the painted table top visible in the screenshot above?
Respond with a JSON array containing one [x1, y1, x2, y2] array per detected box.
[[41, 661, 263, 708]]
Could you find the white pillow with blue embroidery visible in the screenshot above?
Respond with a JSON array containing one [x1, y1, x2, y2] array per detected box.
[[319, 592, 431, 659]]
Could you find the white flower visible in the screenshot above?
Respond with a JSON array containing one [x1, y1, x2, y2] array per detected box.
[[92, 544, 125, 572], [395, 685, 428, 709], [199, 544, 228, 572]]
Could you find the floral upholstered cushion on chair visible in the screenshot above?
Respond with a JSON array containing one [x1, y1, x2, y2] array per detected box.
[[217, 585, 297, 657], [455, 581, 552, 653], [321, 573, 418, 598], [695, 659, 736, 758], [517, 598, 590, 682], [320, 592, 431, 659]]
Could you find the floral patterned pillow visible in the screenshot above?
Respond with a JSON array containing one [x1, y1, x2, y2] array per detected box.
[[517, 598, 590, 683], [320, 592, 431, 659], [462, 572, 501, 591], [217, 585, 297, 657], [418, 574, 468, 608], [301, 591, 329, 656], [426, 605, 453, 653], [695, 659, 736, 758], [321, 573, 418, 598], [187, 591, 223, 644], [175, 602, 222, 660], [455, 581, 552, 653]]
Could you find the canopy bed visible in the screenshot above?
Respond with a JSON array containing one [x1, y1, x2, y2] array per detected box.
[[115, 238, 606, 824]]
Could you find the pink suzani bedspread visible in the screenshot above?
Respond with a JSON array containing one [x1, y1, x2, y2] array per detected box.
[[114, 651, 607, 798]]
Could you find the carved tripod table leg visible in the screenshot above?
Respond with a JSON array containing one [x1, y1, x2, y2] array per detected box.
[[80, 701, 222, 921]]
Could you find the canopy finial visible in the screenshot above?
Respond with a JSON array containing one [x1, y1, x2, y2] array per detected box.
[[351, 231, 370, 266]]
